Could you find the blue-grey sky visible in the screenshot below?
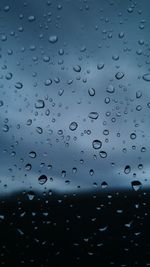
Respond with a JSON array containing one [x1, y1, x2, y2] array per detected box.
[[0, 0, 150, 195]]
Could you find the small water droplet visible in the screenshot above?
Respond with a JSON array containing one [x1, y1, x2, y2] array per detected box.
[[49, 35, 58, 43], [115, 72, 124, 80], [15, 82, 23, 89], [28, 15, 35, 22], [124, 165, 131, 174], [131, 180, 142, 191], [106, 84, 115, 93], [29, 151, 36, 158], [38, 175, 48, 185], [88, 112, 99, 120], [36, 127, 43, 134], [101, 181, 108, 189], [35, 100, 45, 109], [0, 100, 4, 107], [69, 122, 78, 131], [142, 73, 150, 82], [99, 151, 107, 158], [92, 140, 102, 149], [88, 88, 95, 96], [130, 133, 136, 140], [73, 65, 81, 72], [97, 63, 105, 70]]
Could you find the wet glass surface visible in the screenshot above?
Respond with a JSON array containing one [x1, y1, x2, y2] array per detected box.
[[0, 0, 150, 266]]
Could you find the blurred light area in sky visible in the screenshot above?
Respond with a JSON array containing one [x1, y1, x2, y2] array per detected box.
[[0, 0, 150, 195]]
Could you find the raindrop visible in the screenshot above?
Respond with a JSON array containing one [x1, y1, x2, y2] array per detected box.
[[69, 122, 78, 131], [142, 73, 150, 82], [115, 72, 124, 80], [124, 165, 131, 174], [73, 65, 81, 72], [15, 82, 23, 89], [97, 63, 105, 70], [35, 100, 45, 109], [0, 100, 4, 107], [106, 84, 115, 93], [131, 180, 142, 191], [38, 175, 48, 185], [25, 163, 32, 171], [3, 125, 9, 132], [101, 181, 108, 189], [28, 15, 35, 22], [130, 133, 136, 140], [88, 88, 95, 96], [36, 127, 43, 134], [99, 151, 107, 158], [92, 140, 102, 149], [88, 112, 99, 120], [49, 35, 58, 43], [29, 151, 36, 158]]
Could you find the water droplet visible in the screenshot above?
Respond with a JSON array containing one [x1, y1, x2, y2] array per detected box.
[[15, 82, 23, 89], [49, 35, 58, 43], [97, 63, 105, 70], [36, 127, 43, 134], [25, 163, 32, 171], [99, 225, 108, 232], [115, 72, 124, 80], [0, 100, 4, 107], [142, 73, 150, 82], [44, 79, 52, 86], [136, 90, 142, 98], [118, 32, 124, 39], [3, 125, 9, 132], [88, 112, 99, 120], [38, 175, 48, 185], [29, 151, 36, 158], [89, 169, 94, 176], [69, 122, 78, 131], [61, 170, 66, 178], [147, 102, 150, 108], [130, 133, 136, 140], [35, 100, 45, 109], [73, 65, 81, 72], [131, 180, 142, 191], [101, 181, 108, 189], [27, 191, 35, 201], [99, 151, 107, 158], [124, 165, 131, 174], [88, 88, 95, 96], [58, 89, 64, 96], [106, 84, 115, 93], [28, 15, 35, 22], [43, 56, 50, 62], [92, 140, 102, 149]]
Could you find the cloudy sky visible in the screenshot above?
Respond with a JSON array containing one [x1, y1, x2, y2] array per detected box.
[[0, 0, 150, 195]]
